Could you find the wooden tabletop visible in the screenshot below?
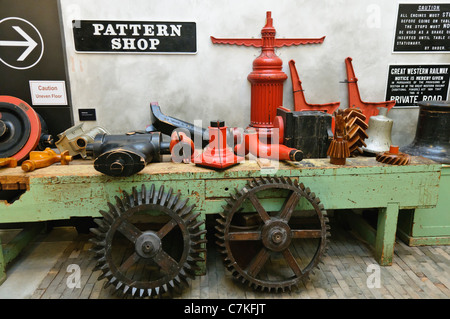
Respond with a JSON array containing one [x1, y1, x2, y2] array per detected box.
[[0, 155, 441, 191]]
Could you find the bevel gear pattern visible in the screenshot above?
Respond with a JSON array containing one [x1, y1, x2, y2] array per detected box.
[[89, 184, 206, 298]]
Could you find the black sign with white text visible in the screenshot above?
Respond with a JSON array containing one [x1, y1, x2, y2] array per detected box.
[[386, 64, 450, 107], [73, 20, 197, 53], [393, 3, 450, 52]]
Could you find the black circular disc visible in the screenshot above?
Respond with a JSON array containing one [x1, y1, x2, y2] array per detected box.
[[0, 102, 31, 157]]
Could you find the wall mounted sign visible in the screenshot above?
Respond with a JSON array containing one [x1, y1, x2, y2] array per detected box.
[[0, 17, 44, 70], [78, 108, 96, 121], [29, 80, 67, 105], [385, 64, 450, 107], [393, 3, 450, 52], [73, 20, 197, 53], [0, 0, 73, 138]]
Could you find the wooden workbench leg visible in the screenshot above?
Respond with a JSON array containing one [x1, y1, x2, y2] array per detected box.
[[0, 223, 44, 285], [0, 236, 5, 285], [375, 202, 399, 266]]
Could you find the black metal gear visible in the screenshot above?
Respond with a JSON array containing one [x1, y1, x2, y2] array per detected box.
[[90, 184, 206, 298], [215, 176, 330, 293]]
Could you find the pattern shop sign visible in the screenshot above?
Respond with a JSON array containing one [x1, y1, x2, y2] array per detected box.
[[393, 3, 450, 52], [73, 20, 196, 53], [386, 65, 450, 107]]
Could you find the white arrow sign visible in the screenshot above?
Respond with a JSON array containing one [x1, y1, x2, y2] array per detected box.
[[0, 25, 38, 61]]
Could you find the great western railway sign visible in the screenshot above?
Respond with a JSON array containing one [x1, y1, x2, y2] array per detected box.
[[386, 64, 450, 107], [73, 20, 197, 54]]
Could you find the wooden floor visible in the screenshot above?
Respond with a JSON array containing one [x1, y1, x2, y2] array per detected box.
[[30, 216, 450, 299]]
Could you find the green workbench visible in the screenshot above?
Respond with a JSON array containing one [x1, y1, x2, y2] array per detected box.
[[397, 164, 450, 246], [0, 156, 442, 285]]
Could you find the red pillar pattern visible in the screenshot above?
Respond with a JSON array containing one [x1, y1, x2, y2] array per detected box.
[[211, 12, 324, 138]]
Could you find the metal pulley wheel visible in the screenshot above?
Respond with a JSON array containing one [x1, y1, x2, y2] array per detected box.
[[90, 184, 206, 298], [216, 177, 330, 292], [0, 96, 41, 161]]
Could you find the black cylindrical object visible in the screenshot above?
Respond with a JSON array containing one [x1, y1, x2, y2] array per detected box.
[[276, 108, 333, 158], [86, 132, 167, 176], [400, 101, 450, 164]]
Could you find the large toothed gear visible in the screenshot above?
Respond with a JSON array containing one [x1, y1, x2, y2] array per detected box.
[[90, 184, 206, 298], [215, 177, 330, 293]]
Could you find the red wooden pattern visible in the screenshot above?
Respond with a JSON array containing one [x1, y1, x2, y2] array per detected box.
[[345, 57, 395, 123], [289, 60, 340, 114], [211, 12, 324, 138]]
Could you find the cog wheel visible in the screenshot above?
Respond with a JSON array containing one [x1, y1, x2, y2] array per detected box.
[[90, 184, 206, 298], [376, 145, 410, 165], [215, 176, 330, 292], [340, 108, 368, 155]]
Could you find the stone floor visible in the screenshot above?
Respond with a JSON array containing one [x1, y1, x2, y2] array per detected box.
[[1, 215, 448, 300]]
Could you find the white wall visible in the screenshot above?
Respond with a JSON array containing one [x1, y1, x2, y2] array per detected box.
[[60, 0, 449, 147]]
